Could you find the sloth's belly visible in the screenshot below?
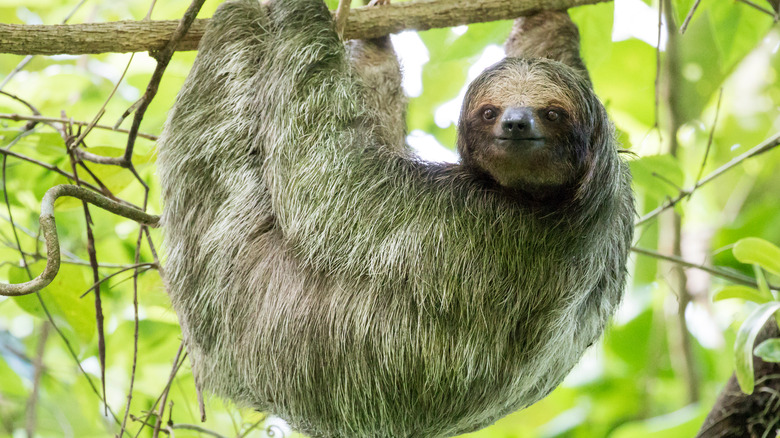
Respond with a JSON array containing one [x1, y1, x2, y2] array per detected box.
[[172, 226, 609, 438]]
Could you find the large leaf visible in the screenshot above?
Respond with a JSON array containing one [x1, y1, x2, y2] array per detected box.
[[712, 285, 772, 304], [673, 2, 774, 123], [12, 263, 96, 343], [733, 237, 780, 275], [629, 154, 685, 203], [735, 302, 780, 394]]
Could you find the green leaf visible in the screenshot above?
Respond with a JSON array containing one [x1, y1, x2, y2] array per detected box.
[[733, 237, 780, 275], [735, 302, 780, 394], [570, 1, 613, 70], [80, 146, 138, 194], [712, 285, 771, 304], [13, 264, 95, 343], [629, 154, 685, 202], [754, 338, 780, 363], [590, 38, 656, 127], [673, 3, 773, 123]]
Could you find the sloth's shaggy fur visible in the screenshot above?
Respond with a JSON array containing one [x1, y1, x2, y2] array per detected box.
[[157, 1, 635, 437]]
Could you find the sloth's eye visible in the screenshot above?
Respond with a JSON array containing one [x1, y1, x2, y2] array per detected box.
[[482, 108, 497, 121], [546, 110, 560, 121]]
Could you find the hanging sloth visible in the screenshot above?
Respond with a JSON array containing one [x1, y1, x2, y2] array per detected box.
[[156, 0, 635, 437]]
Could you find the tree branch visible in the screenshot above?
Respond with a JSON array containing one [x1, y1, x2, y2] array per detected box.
[[630, 246, 779, 291], [0, 113, 158, 140], [0, 0, 611, 56], [0, 184, 160, 297], [122, 0, 206, 164], [635, 131, 780, 226]]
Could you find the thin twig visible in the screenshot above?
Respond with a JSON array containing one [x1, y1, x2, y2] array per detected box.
[[652, 0, 663, 148], [636, 131, 780, 226], [119, 235, 149, 436], [0, 113, 158, 140], [114, 97, 144, 130], [694, 88, 723, 184], [18, 250, 145, 270], [0, 57, 33, 92], [123, 0, 206, 164], [0, 91, 42, 117], [73, 148, 130, 166], [735, 0, 776, 16], [170, 424, 226, 438], [237, 417, 267, 438], [145, 0, 159, 20], [117, 1, 159, 415], [631, 246, 778, 290], [651, 171, 684, 192], [72, 55, 134, 149], [679, 0, 701, 34], [131, 349, 187, 438], [0, 147, 103, 193], [151, 345, 185, 438], [79, 263, 156, 298], [66, 127, 108, 415]]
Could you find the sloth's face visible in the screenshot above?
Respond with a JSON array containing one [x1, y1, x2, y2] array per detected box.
[[457, 58, 594, 200]]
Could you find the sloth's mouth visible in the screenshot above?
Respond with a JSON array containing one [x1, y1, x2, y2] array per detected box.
[[495, 137, 545, 141], [494, 137, 546, 147]]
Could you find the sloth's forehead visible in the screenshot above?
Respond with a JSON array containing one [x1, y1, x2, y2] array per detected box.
[[469, 68, 579, 115]]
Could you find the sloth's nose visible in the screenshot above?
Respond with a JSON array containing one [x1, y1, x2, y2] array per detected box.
[[500, 107, 539, 139]]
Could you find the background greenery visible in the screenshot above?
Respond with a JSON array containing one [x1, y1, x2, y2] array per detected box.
[[0, 0, 778, 436]]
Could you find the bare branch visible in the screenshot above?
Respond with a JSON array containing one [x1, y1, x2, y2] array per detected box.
[[149, 345, 185, 438], [78, 263, 156, 298], [123, 0, 206, 164], [635, 131, 780, 226], [630, 247, 778, 291], [735, 0, 776, 17], [0, 148, 103, 197], [694, 88, 723, 184], [0, 113, 158, 140], [0, 184, 160, 297], [169, 424, 226, 438], [679, 0, 701, 34], [0, 0, 612, 56]]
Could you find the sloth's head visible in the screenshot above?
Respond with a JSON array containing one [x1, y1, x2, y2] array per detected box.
[[458, 57, 608, 202]]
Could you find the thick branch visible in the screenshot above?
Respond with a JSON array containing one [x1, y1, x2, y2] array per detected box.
[[0, 0, 610, 56], [0, 185, 160, 297]]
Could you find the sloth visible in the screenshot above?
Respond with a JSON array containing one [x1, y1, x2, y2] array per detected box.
[[156, 0, 635, 437]]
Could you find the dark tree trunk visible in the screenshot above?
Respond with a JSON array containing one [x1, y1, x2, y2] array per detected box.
[[697, 322, 780, 437]]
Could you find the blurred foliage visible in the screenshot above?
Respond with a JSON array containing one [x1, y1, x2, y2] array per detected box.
[[0, 0, 779, 437]]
